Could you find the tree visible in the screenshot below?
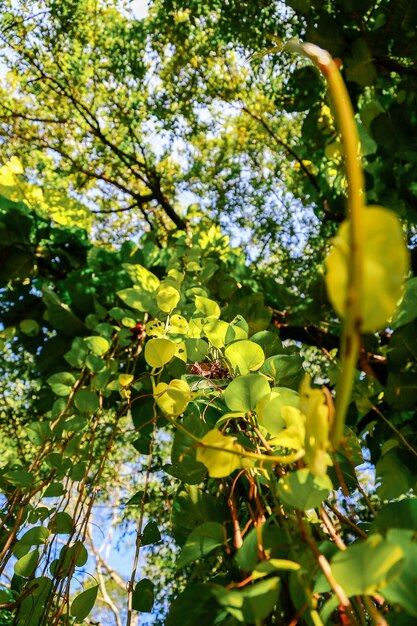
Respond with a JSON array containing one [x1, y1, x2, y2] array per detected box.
[[0, 1, 417, 625]]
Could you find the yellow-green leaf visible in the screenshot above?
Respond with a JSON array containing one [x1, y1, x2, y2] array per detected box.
[[9, 156, 24, 174], [174, 340, 187, 363], [145, 319, 165, 337], [325, 206, 409, 332], [119, 374, 134, 387], [268, 406, 306, 451], [85, 336, 110, 356], [144, 338, 177, 368], [169, 314, 189, 334], [156, 284, 180, 313], [300, 377, 331, 477], [225, 340, 265, 375], [203, 318, 229, 348], [154, 379, 191, 416], [256, 388, 300, 436], [122, 263, 160, 292], [196, 429, 246, 478], [195, 295, 221, 318]]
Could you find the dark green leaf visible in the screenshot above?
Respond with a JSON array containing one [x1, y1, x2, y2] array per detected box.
[[141, 521, 161, 546], [14, 549, 39, 577], [132, 578, 154, 612], [48, 512, 73, 535], [210, 577, 281, 623], [70, 586, 99, 622], [178, 522, 224, 568]]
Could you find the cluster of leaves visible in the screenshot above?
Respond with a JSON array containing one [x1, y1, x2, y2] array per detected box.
[[0, 170, 416, 624], [0, 0, 417, 625]]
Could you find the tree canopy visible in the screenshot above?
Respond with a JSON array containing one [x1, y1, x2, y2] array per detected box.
[[0, 1, 417, 625]]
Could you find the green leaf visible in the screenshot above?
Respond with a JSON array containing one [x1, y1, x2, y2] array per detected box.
[[256, 388, 300, 436], [376, 451, 413, 500], [278, 469, 332, 510], [210, 577, 281, 623], [44, 482, 64, 497], [184, 338, 208, 361], [171, 486, 227, 547], [178, 522, 224, 568], [47, 372, 76, 396], [117, 287, 150, 311], [74, 389, 99, 413], [234, 521, 289, 571], [17, 577, 52, 624], [142, 521, 161, 546], [372, 500, 417, 535], [345, 38, 377, 86], [50, 541, 88, 577], [18, 527, 49, 546], [250, 331, 284, 358], [144, 337, 177, 368], [19, 319, 40, 336], [224, 340, 265, 374], [253, 558, 301, 577], [387, 322, 417, 370], [14, 549, 39, 577], [223, 374, 270, 413], [132, 578, 155, 612], [331, 534, 404, 596], [166, 584, 220, 626], [381, 529, 417, 617], [64, 337, 89, 368], [391, 278, 417, 329], [385, 370, 417, 410], [260, 354, 304, 389], [71, 586, 99, 622], [3, 469, 33, 487], [223, 374, 270, 412], [26, 422, 52, 446], [85, 335, 110, 356], [70, 461, 86, 481], [170, 414, 209, 484], [64, 415, 87, 432], [48, 511, 73, 534], [236, 293, 272, 334], [42, 287, 85, 337]]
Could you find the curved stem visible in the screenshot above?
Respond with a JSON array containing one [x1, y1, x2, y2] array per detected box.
[[284, 41, 365, 449]]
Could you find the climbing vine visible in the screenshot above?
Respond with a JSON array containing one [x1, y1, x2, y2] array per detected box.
[[0, 35, 416, 626]]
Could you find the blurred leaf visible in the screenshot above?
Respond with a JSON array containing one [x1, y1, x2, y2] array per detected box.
[[132, 579, 154, 612], [210, 577, 281, 623], [178, 522, 224, 568], [278, 469, 332, 510], [142, 521, 161, 547], [331, 534, 403, 596]]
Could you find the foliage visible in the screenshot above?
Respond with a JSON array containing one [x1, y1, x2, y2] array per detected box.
[[0, 1, 417, 625]]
